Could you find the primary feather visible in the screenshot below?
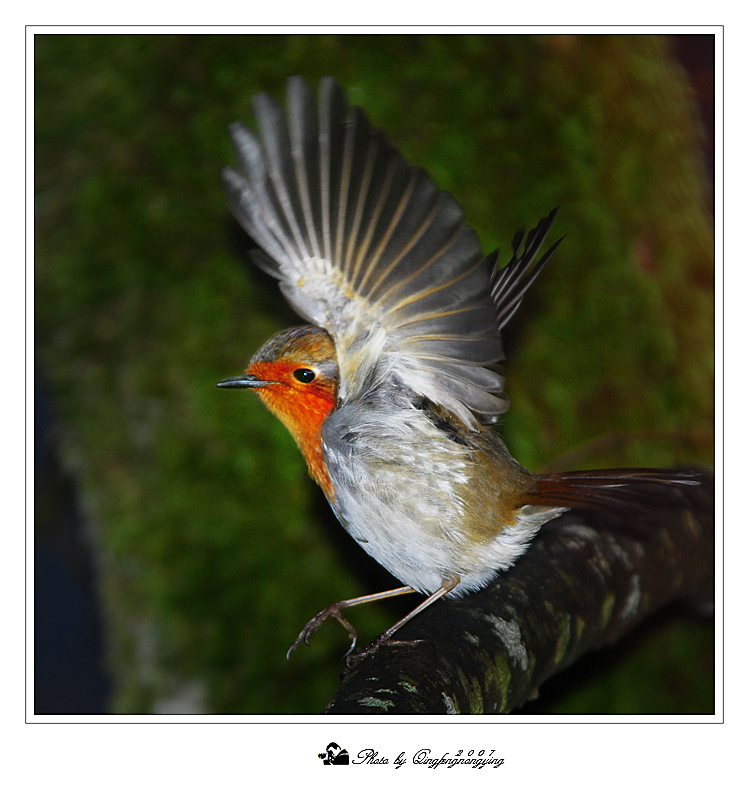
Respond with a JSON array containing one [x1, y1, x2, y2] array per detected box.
[[223, 76, 527, 430]]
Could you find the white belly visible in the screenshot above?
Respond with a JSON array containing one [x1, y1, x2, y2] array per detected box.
[[321, 402, 562, 595]]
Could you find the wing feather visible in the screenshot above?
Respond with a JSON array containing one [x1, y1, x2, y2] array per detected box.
[[223, 76, 559, 429]]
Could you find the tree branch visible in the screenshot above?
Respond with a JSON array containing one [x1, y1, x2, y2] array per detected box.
[[323, 467, 714, 714]]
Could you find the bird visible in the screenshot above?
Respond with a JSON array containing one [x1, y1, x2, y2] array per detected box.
[[217, 76, 697, 665]]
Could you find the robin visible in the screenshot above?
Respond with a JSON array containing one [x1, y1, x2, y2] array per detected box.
[[218, 77, 696, 664]]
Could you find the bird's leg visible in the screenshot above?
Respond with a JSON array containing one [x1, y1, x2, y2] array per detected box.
[[345, 576, 460, 669], [286, 586, 417, 661]]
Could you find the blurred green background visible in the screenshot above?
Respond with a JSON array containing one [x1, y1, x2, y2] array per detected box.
[[34, 33, 714, 714]]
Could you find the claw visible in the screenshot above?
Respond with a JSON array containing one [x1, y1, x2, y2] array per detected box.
[[344, 635, 424, 670], [286, 601, 360, 661], [343, 634, 358, 658]]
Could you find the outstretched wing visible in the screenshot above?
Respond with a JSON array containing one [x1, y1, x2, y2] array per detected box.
[[223, 76, 554, 429]]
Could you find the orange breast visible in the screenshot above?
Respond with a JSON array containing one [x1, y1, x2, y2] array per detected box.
[[251, 362, 337, 499]]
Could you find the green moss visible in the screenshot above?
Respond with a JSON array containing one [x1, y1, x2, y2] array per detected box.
[[358, 696, 395, 710], [554, 615, 573, 665], [600, 593, 617, 629], [36, 33, 713, 714]]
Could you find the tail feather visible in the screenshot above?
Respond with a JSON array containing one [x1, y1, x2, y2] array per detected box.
[[523, 468, 700, 512]]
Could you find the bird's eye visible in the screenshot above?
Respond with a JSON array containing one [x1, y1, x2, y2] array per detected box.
[[293, 368, 316, 383]]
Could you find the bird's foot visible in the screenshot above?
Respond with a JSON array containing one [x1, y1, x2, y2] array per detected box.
[[286, 601, 359, 661], [344, 634, 424, 671]]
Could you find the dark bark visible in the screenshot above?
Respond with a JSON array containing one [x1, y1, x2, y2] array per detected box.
[[324, 467, 714, 714]]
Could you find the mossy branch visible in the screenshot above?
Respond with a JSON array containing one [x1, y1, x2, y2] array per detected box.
[[324, 467, 714, 714]]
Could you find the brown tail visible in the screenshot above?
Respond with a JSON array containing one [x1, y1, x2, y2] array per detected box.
[[523, 468, 700, 512]]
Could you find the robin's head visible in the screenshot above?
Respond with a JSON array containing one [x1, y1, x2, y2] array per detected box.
[[217, 325, 339, 490]]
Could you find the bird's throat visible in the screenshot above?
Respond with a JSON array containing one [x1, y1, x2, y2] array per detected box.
[[255, 384, 336, 498]]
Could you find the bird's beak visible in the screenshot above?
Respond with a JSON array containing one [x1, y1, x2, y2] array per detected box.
[[216, 375, 274, 389]]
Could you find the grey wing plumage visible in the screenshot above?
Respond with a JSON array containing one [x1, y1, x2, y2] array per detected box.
[[223, 76, 559, 429], [490, 208, 563, 330]]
